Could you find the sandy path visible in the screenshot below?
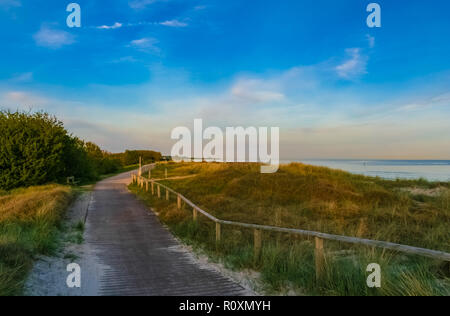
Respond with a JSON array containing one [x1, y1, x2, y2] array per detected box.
[[25, 170, 253, 296]]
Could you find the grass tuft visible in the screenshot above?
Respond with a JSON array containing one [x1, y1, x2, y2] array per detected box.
[[0, 184, 73, 296]]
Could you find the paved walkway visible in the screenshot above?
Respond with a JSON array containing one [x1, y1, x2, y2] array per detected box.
[[85, 170, 250, 296]]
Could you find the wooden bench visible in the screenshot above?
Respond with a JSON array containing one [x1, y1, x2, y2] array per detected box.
[[66, 176, 80, 186]]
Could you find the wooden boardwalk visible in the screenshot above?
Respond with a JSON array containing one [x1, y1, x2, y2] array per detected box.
[[85, 171, 250, 296]]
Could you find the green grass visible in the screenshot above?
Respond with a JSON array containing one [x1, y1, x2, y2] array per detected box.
[[131, 162, 450, 296], [0, 184, 73, 296]]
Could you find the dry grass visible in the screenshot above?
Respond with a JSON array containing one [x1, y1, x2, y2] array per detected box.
[[150, 162, 450, 251], [0, 185, 73, 296], [132, 162, 450, 295]]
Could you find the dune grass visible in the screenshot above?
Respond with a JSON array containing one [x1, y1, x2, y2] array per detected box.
[[0, 185, 73, 296], [131, 162, 450, 295]]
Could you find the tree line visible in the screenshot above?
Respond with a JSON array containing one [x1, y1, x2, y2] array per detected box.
[[0, 110, 162, 190]]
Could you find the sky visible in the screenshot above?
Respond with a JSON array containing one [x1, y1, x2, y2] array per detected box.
[[0, 0, 449, 159]]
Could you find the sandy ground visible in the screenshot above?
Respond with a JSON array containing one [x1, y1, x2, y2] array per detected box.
[[400, 187, 447, 197], [24, 191, 107, 296]]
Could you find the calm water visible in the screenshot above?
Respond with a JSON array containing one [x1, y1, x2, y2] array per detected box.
[[284, 160, 450, 182]]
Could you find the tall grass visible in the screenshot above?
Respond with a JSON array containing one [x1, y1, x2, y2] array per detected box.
[[0, 185, 73, 296], [132, 162, 450, 295]]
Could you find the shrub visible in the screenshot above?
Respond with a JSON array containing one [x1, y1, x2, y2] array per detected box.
[[0, 110, 98, 190]]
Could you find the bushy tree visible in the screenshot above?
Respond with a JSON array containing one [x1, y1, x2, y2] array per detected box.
[[84, 142, 122, 176], [121, 150, 162, 165], [0, 110, 160, 190], [0, 111, 95, 190]]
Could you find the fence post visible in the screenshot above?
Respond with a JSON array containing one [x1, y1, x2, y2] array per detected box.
[[254, 229, 262, 260], [166, 189, 169, 201], [177, 195, 181, 209], [193, 208, 198, 222], [215, 222, 221, 245], [315, 237, 325, 281], [151, 181, 154, 195], [148, 170, 151, 179], [157, 185, 161, 198], [146, 180, 149, 192]]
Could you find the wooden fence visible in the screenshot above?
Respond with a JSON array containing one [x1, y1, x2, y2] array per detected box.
[[131, 173, 450, 280]]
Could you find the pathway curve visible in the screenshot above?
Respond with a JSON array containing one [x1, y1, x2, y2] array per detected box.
[[85, 170, 250, 296]]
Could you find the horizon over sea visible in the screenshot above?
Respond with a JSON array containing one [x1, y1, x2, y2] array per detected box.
[[284, 159, 450, 182]]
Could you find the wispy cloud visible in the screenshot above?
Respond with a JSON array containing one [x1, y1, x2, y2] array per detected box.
[[97, 22, 123, 30], [160, 19, 188, 28], [335, 48, 368, 80], [130, 37, 160, 54], [397, 92, 450, 112], [231, 78, 285, 103], [33, 26, 75, 49]]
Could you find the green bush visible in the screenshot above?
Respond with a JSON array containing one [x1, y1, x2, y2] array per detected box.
[[112, 150, 162, 166], [0, 111, 96, 190]]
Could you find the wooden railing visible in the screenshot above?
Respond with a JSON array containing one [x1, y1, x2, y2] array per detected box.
[[131, 173, 450, 280]]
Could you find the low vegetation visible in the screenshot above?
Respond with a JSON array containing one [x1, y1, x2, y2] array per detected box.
[[0, 185, 73, 296], [131, 162, 450, 295]]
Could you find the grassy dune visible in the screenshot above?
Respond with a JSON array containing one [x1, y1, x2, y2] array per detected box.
[[132, 162, 450, 295], [0, 185, 73, 296]]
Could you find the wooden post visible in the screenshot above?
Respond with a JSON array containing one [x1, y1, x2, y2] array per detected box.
[[315, 237, 325, 281], [148, 170, 151, 179], [215, 222, 221, 244], [166, 189, 169, 201], [254, 229, 262, 260], [146, 180, 149, 192], [193, 208, 198, 222], [151, 181, 154, 195], [138, 156, 142, 177], [157, 185, 161, 198], [177, 195, 182, 209]]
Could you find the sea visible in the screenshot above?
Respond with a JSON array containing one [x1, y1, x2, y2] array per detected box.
[[284, 160, 450, 182]]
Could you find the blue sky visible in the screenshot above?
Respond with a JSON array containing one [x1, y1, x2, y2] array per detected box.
[[0, 0, 449, 158]]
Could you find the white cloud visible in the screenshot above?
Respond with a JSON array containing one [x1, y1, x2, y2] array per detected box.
[[97, 22, 123, 30], [33, 26, 75, 49], [397, 92, 450, 112], [130, 37, 160, 54], [0, 91, 49, 110], [160, 19, 188, 28], [335, 48, 368, 80], [231, 79, 285, 103]]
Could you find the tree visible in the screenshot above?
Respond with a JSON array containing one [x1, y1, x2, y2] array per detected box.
[[0, 111, 96, 190]]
